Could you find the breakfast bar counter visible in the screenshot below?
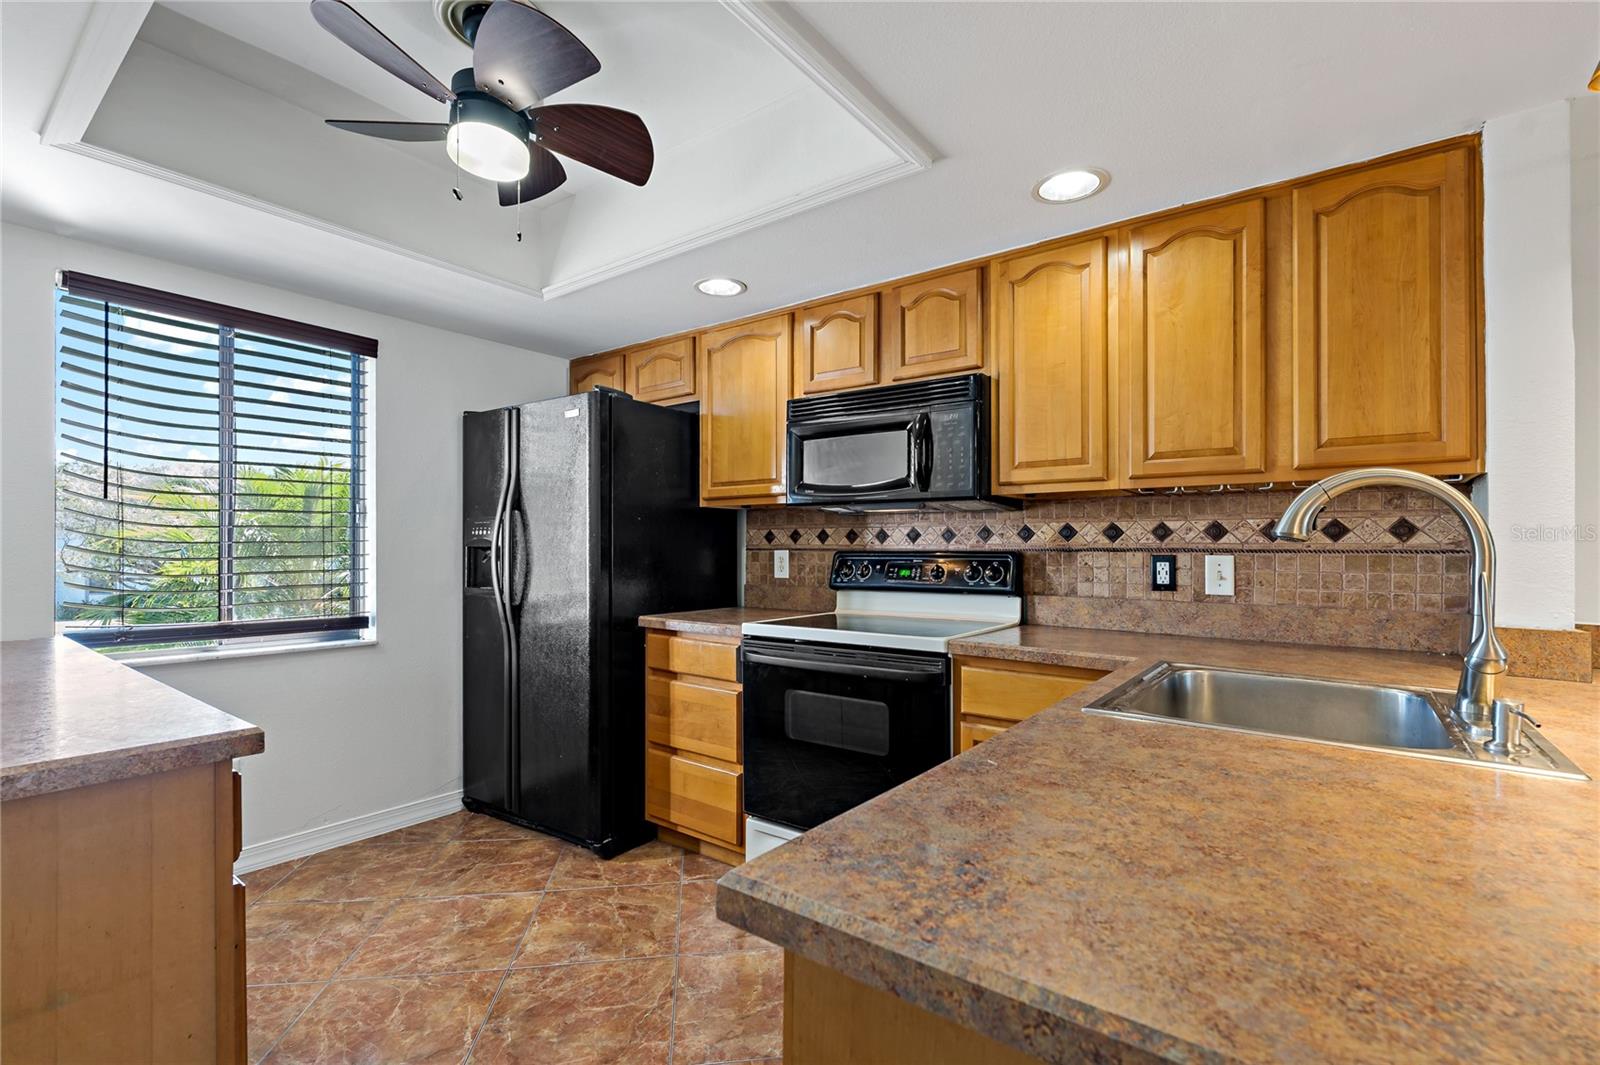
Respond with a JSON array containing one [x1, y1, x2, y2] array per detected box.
[[717, 626, 1600, 1064]]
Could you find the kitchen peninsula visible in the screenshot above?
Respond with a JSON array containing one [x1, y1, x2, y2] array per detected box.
[[1, 638, 263, 1063], [716, 627, 1600, 1064]]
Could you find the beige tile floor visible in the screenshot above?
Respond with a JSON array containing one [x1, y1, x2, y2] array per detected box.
[[239, 810, 781, 1065]]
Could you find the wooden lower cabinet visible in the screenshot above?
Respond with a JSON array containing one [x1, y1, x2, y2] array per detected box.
[[786, 951, 1045, 1064], [643, 631, 745, 857], [954, 657, 1109, 752], [1, 761, 246, 1064]]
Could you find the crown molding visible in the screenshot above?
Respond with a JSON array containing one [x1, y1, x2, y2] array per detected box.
[[58, 140, 547, 303], [40, 1, 154, 146], [718, 0, 935, 171]]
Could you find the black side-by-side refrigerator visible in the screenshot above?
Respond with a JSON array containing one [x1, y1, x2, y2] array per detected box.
[[462, 389, 737, 856]]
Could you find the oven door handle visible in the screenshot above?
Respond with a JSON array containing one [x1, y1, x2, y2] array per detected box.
[[742, 648, 947, 682]]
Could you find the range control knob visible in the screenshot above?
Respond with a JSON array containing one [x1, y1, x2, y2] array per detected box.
[[983, 562, 1006, 585], [855, 561, 873, 581], [927, 564, 946, 583], [833, 558, 855, 582], [963, 562, 983, 584]]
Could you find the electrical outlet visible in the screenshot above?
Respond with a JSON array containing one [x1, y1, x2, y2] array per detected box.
[[1204, 554, 1234, 596], [1151, 554, 1177, 591], [773, 549, 790, 579]]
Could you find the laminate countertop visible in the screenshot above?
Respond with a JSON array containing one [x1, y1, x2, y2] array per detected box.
[[1, 637, 264, 801], [717, 625, 1600, 1064], [638, 607, 807, 638]]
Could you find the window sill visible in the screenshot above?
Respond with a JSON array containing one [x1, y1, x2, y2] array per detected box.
[[116, 635, 377, 669]]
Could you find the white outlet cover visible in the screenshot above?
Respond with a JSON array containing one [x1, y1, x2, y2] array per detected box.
[[1204, 554, 1234, 596], [774, 550, 790, 579]]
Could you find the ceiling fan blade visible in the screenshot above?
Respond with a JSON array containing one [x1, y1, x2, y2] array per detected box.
[[310, 0, 454, 104], [325, 120, 448, 142], [472, 1, 600, 111], [498, 144, 567, 206], [529, 104, 653, 186]]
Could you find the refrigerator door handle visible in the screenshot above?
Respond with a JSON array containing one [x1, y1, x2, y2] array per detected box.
[[489, 410, 520, 812], [508, 508, 527, 609]]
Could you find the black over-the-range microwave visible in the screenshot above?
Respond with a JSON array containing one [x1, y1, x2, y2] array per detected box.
[[784, 372, 1018, 511]]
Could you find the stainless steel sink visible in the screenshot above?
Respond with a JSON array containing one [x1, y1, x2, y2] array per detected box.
[[1085, 663, 1588, 780]]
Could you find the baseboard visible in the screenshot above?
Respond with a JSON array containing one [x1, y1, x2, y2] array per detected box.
[[236, 789, 464, 873]]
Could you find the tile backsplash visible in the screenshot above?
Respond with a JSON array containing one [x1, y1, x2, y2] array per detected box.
[[745, 487, 1474, 656]]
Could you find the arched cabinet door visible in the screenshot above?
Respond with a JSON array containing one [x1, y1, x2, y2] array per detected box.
[[1290, 148, 1477, 470], [569, 352, 625, 395], [991, 236, 1114, 491], [627, 337, 697, 404], [1124, 198, 1266, 481], [883, 267, 985, 381], [698, 315, 792, 506], [794, 294, 879, 395]]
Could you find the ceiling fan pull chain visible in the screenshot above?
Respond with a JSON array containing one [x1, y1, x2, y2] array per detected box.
[[516, 178, 523, 242]]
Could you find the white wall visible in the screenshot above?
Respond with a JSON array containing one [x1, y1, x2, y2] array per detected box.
[[1571, 94, 1600, 626], [1479, 100, 1580, 631], [0, 222, 567, 854]]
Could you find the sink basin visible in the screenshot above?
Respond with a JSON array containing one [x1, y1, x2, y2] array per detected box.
[[1085, 663, 1588, 780]]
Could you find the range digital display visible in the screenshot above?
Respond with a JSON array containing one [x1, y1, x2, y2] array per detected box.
[[889, 564, 919, 580]]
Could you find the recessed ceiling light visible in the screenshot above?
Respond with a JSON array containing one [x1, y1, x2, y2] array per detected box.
[[695, 277, 747, 297], [1032, 168, 1108, 204]]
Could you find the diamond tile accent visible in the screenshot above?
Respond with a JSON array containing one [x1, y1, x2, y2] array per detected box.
[[1320, 518, 1350, 543], [845, 530, 859, 544], [874, 529, 889, 544], [1387, 517, 1419, 543], [941, 528, 957, 543], [1017, 525, 1035, 543], [906, 528, 922, 543], [1102, 523, 1124, 543], [788, 530, 802, 544], [1150, 522, 1173, 542], [1259, 522, 1279, 543], [1202, 521, 1229, 543], [816, 529, 829, 544], [977, 526, 993, 543], [1058, 523, 1078, 543], [763, 531, 776, 544]]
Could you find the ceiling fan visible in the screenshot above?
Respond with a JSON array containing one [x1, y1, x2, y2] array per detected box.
[[311, 0, 653, 206]]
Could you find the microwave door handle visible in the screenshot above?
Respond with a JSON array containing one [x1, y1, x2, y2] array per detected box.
[[910, 413, 932, 491]]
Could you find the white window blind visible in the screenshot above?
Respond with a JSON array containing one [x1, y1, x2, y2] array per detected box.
[[53, 272, 374, 651]]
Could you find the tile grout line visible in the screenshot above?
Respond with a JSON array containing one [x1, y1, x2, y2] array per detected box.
[[463, 877, 550, 1064], [668, 850, 686, 1065], [253, 979, 331, 1065]]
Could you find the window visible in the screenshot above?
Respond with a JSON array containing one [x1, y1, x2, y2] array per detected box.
[[53, 272, 375, 654]]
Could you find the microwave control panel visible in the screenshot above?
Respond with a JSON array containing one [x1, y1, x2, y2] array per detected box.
[[828, 552, 1021, 594]]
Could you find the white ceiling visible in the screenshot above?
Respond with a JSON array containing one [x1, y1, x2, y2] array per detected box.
[[3, 1, 1596, 358]]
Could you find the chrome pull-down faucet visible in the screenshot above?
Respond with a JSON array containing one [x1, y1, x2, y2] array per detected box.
[[1272, 468, 1507, 732]]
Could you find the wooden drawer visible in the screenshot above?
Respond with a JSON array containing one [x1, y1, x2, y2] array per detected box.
[[954, 658, 1107, 724], [958, 719, 1009, 753], [646, 631, 739, 682], [646, 673, 741, 763], [646, 746, 742, 847]]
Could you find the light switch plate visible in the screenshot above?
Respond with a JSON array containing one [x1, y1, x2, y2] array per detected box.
[[1204, 554, 1234, 596], [773, 549, 790, 579]]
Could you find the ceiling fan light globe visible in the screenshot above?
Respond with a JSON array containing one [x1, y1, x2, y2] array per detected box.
[[447, 120, 530, 182]]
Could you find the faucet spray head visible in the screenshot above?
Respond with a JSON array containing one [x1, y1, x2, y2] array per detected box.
[[1272, 484, 1334, 542]]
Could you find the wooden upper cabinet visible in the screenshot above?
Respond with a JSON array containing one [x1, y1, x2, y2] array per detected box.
[[1125, 199, 1267, 481], [991, 237, 1113, 491], [570, 352, 624, 395], [794, 294, 879, 395], [627, 337, 697, 404], [883, 267, 985, 381], [1290, 148, 1477, 470], [698, 314, 792, 505]]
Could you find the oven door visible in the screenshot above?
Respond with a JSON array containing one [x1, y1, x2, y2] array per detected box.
[[787, 412, 932, 503], [741, 637, 951, 832]]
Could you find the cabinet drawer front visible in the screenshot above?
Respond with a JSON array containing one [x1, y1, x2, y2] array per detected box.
[[650, 635, 738, 682], [646, 747, 742, 846], [959, 719, 1009, 753], [956, 661, 1105, 723], [646, 675, 741, 763]]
